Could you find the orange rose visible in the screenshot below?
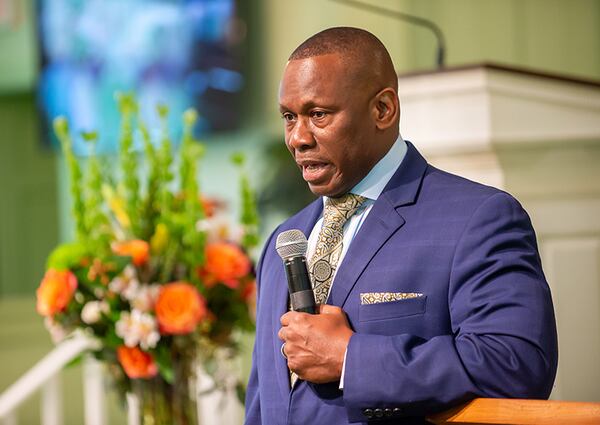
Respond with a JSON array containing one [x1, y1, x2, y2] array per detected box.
[[112, 240, 150, 266], [241, 279, 257, 321], [36, 269, 78, 316], [155, 282, 206, 334], [200, 242, 251, 289], [241, 279, 256, 302], [117, 346, 158, 379], [200, 196, 221, 218]]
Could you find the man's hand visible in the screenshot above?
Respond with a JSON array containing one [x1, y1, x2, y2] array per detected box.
[[278, 304, 354, 384]]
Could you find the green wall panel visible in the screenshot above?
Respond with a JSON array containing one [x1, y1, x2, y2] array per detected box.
[[0, 94, 59, 296], [0, 0, 37, 93]]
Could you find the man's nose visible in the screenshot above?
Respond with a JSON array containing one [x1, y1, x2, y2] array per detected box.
[[288, 118, 315, 152]]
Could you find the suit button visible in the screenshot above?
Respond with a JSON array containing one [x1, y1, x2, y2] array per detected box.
[[384, 408, 393, 417], [393, 407, 402, 416], [374, 408, 384, 418], [363, 408, 374, 419]]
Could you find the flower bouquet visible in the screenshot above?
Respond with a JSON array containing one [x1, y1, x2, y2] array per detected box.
[[35, 94, 258, 424]]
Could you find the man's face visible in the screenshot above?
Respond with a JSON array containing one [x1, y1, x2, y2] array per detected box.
[[279, 54, 380, 198]]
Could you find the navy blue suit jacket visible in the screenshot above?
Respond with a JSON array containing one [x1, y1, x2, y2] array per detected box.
[[245, 142, 558, 424]]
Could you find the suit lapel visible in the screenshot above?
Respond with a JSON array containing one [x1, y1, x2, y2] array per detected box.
[[272, 199, 323, 397], [328, 198, 405, 307], [328, 141, 429, 308]]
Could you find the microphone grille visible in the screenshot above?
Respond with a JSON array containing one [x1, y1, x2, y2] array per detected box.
[[276, 229, 308, 260]]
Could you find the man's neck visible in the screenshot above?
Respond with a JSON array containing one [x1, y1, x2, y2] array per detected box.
[[325, 135, 407, 203]]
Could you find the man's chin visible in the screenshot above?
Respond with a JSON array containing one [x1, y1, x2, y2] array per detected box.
[[307, 181, 347, 198]]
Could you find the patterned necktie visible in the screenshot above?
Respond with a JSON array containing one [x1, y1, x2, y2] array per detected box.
[[309, 193, 367, 304], [288, 193, 366, 388]]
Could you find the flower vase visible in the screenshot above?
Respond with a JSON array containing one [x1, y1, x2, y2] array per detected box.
[[128, 354, 199, 425]]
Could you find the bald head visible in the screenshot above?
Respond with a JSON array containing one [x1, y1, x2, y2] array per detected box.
[[279, 27, 401, 197], [289, 27, 398, 91]]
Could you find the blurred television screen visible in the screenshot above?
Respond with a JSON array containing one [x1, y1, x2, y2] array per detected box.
[[37, 0, 244, 154]]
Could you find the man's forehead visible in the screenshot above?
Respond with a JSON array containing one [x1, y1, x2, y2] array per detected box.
[[280, 55, 354, 93], [283, 54, 345, 79], [279, 57, 375, 109], [278, 85, 341, 111]]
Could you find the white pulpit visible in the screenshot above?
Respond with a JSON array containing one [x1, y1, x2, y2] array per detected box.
[[398, 63, 600, 402]]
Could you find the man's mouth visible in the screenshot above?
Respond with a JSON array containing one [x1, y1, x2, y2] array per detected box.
[[299, 161, 331, 183]]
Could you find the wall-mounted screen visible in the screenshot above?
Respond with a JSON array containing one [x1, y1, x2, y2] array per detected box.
[[38, 0, 244, 154]]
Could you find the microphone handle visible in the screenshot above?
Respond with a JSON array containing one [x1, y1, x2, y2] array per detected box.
[[284, 256, 318, 314]]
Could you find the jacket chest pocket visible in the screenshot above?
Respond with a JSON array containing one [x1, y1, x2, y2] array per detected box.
[[357, 295, 427, 336]]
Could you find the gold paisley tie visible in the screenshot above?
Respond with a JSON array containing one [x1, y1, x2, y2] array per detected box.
[[309, 193, 367, 304], [289, 193, 366, 388]]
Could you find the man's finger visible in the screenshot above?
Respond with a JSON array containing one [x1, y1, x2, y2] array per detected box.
[[280, 311, 293, 326], [319, 304, 342, 315], [277, 327, 286, 342]]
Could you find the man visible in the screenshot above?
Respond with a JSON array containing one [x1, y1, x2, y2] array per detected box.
[[245, 27, 558, 425]]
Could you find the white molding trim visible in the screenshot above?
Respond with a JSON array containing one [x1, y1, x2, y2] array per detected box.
[[399, 66, 600, 155]]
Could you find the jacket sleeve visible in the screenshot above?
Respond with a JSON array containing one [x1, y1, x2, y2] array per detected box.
[[342, 192, 558, 422], [244, 341, 262, 425], [244, 227, 280, 425]]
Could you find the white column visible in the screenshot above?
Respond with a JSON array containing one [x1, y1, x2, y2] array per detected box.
[[41, 374, 63, 425], [125, 393, 140, 425], [82, 357, 107, 425]]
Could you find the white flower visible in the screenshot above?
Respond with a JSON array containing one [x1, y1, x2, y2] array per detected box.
[[196, 213, 244, 244], [108, 265, 139, 296], [111, 266, 159, 313], [121, 279, 140, 302], [81, 301, 109, 324], [44, 317, 67, 343], [130, 284, 161, 312], [115, 309, 160, 350]]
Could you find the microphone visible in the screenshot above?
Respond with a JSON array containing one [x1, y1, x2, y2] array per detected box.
[[275, 229, 318, 314]]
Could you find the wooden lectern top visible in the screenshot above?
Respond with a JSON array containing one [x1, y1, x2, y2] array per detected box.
[[426, 398, 600, 425]]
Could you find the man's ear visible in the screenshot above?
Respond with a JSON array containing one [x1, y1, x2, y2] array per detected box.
[[372, 88, 399, 131]]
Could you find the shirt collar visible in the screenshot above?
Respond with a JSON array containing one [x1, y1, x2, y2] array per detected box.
[[322, 136, 407, 206]]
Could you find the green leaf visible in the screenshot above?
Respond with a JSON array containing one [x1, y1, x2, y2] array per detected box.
[[188, 142, 205, 158], [80, 131, 98, 143], [157, 360, 174, 385], [154, 345, 174, 384], [53, 116, 69, 139], [183, 108, 198, 126], [230, 152, 245, 166], [46, 242, 89, 270], [235, 382, 246, 404], [103, 327, 123, 349], [156, 103, 169, 119], [65, 353, 84, 368], [115, 92, 138, 115]]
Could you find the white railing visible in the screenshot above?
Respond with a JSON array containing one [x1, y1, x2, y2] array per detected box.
[[0, 334, 102, 425], [0, 334, 244, 425]]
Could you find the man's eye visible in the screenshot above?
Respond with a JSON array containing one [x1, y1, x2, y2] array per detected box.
[[282, 113, 295, 122], [311, 111, 326, 119]]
